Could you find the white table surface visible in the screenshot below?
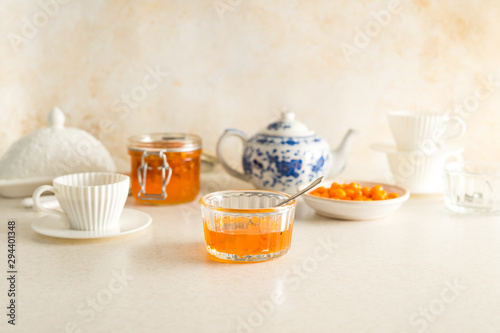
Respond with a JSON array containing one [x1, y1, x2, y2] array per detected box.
[[1, 170, 500, 333]]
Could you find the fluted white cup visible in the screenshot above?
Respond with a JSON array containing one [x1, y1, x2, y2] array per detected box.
[[32, 172, 130, 232], [388, 111, 466, 152]]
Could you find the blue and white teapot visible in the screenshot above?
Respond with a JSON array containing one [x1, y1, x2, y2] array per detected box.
[[216, 111, 357, 193]]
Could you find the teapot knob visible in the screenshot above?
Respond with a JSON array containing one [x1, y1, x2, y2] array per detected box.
[[280, 111, 295, 122]]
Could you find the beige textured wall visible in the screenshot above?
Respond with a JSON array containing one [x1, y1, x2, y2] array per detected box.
[[1, 0, 499, 176]]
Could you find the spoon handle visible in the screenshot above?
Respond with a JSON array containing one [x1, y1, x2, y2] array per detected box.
[[276, 176, 324, 207]]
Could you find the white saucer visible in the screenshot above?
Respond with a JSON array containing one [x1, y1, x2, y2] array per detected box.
[[32, 208, 152, 239]]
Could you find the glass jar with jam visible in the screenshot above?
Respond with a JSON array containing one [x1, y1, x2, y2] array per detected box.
[[128, 133, 202, 205]]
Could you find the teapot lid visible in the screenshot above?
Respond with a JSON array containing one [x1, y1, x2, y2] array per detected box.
[[259, 111, 315, 137]]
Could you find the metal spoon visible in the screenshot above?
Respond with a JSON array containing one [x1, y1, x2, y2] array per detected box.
[[276, 176, 324, 207]]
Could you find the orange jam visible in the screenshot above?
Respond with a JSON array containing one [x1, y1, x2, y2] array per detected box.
[[128, 133, 202, 205], [203, 216, 293, 257]]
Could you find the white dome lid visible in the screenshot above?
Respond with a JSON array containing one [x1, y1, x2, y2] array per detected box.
[[259, 111, 315, 137], [0, 107, 116, 180]]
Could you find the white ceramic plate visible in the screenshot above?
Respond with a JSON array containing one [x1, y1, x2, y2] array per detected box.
[[31, 208, 152, 239], [299, 180, 410, 220], [0, 177, 53, 198]]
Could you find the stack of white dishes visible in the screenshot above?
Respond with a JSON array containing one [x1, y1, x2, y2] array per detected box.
[[372, 111, 465, 194]]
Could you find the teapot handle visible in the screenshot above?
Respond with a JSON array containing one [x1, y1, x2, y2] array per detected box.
[[216, 129, 251, 182]]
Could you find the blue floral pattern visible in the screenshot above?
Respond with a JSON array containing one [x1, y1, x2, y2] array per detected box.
[[243, 134, 330, 192], [266, 121, 292, 132]]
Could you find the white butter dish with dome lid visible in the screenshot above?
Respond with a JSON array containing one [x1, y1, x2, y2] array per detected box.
[[0, 107, 116, 198]]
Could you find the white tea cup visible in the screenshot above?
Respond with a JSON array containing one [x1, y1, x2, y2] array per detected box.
[[388, 111, 466, 152], [32, 172, 130, 232]]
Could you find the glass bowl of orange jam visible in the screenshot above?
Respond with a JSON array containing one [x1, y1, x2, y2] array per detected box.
[[200, 190, 297, 262], [128, 133, 202, 205]]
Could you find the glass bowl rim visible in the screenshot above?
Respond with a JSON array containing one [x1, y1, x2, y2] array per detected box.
[[199, 189, 297, 214]]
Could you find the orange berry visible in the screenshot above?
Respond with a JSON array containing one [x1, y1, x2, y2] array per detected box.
[[348, 182, 362, 190], [370, 185, 384, 196], [352, 189, 363, 200], [319, 183, 396, 201], [388, 192, 399, 199], [361, 187, 371, 197], [332, 188, 347, 199], [372, 192, 387, 200], [345, 188, 355, 198], [316, 186, 326, 194]]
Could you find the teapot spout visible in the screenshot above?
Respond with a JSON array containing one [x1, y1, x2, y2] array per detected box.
[[329, 129, 358, 177]]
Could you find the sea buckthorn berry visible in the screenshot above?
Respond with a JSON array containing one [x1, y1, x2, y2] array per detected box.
[[344, 188, 355, 198], [348, 182, 361, 190], [352, 189, 363, 200], [370, 185, 384, 196], [309, 183, 399, 201], [372, 192, 387, 200], [333, 188, 347, 199], [361, 187, 371, 197], [316, 187, 326, 194]]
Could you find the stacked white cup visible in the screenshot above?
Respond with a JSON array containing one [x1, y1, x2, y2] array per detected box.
[[372, 111, 466, 194]]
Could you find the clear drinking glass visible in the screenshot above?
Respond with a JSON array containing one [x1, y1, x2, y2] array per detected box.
[[200, 190, 297, 262], [445, 162, 500, 214]]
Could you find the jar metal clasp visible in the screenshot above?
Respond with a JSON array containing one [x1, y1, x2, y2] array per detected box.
[[137, 150, 172, 200]]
